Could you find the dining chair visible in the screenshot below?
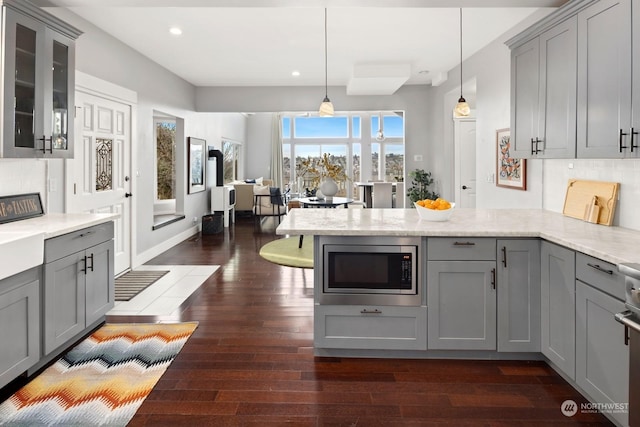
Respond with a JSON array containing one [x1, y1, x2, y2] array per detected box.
[[372, 182, 393, 208], [394, 182, 405, 208]]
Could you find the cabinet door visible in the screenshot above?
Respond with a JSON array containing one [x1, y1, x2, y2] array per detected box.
[[0, 268, 40, 389], [85, 240, 114, 325], [576, 0, 632, 158], [1, 9, 46, 158], [537, 16, 577, 159], [540, 241, 576, 380], [427, 261, 496, 350], [510, 37, 540, 158], [43, 251, 85, 354], [497, 240, 541, 352], [575, 281, 629, 427], [43, 29, 75, 158]]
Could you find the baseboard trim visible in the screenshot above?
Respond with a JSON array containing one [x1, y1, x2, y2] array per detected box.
[[133, 226, 198, 268]]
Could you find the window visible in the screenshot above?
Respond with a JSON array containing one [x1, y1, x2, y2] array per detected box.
[[153, 113, 185, 229], [222, 139, 241, 184], [282, 112, 405, 201], [155, 118, 176, 201]]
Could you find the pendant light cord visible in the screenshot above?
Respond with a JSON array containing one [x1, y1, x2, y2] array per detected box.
[[459, 8, 463, 98], [324, 8, 329, 99]]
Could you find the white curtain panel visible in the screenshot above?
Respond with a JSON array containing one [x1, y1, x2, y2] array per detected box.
[[270, 113, 284, 190]]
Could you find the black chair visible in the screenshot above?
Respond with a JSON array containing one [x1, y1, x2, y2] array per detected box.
[[253, 187, 287, 230]]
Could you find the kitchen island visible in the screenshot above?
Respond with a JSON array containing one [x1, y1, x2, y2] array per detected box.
[[276, 207, 640, 265], [277, 208, 633, 426]]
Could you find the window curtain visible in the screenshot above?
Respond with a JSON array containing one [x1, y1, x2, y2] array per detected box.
[[270, 113, 284, 189]]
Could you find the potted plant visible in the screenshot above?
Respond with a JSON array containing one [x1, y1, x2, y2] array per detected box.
[[407, 169, 439, 203]]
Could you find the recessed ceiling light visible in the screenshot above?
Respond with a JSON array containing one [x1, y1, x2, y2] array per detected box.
[[291, 70, 301, 77], [169, 27, 183, 36]]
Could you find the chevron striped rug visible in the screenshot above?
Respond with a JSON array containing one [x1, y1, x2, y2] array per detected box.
[[0, 322, 198, 426]]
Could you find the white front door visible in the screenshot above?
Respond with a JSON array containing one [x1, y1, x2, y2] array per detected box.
[[67, 91, 132, 275], [454, 118, 476, 208]]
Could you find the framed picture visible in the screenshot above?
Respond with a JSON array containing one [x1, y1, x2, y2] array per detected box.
[[188, 137, 206, 194], [496, 128, 526, 191]]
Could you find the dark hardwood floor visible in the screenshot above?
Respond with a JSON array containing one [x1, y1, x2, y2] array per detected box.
[[1, 215, 615, 426]]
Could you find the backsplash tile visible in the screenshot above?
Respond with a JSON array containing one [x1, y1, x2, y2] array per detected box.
[[0, 159, 47, 206], [544, 158, 640, 231]]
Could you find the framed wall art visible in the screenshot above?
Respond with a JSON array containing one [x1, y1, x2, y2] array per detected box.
[[496, 128, 526, 191], [188, 137, 206, 194]]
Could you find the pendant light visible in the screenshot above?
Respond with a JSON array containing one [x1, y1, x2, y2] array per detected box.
[[319, 8, 334, 117], [375, 113, 385, 141], [454, 8, 470, 117]]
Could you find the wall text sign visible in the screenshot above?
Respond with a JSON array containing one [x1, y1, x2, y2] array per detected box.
[[0, 193, 44, 224]]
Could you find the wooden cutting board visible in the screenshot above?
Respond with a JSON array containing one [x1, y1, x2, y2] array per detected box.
[[562, 179, 619, 226]]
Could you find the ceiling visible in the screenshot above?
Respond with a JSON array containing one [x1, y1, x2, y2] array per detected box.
[[35, 0, 567, 93]]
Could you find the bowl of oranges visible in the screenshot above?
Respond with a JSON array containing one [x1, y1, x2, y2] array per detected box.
[[414, 198, 455, 221]]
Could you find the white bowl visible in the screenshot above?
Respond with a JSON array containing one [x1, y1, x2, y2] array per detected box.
[[414, 202, 455, 222]]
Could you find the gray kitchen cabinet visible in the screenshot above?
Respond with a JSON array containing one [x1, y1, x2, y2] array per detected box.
[[575, 253, 628, 427], [510, 37, 539, 158], [540, 241, 576, 380], [496, 239, 541, 352], [314, 305, 427, 351], [427, 238, 497, 350], [509, 16, 577, 159], [0, 267, 40, 389], [576, 0, 635, 159], [576, 282, 628, 427], [42, 222, 114, 356], [0, 0, 81, 158]]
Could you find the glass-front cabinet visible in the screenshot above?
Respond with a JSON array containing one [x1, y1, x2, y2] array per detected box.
[[1, 0, 81, 158]]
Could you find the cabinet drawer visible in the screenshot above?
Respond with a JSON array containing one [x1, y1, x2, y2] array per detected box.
[[575, 253, 624, 301], [314, 305, 427, 350], [427, 238, 496, 261], [45, 222, 114, 263]]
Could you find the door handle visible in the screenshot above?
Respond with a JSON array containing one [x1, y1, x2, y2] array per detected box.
[[501, 246, 507, 268], [491, 268, 496, 290], [619, 129, 629, 152], [125, 192, 133, 198], [631, 127, 638, 152], [462, 185, 471, 190]]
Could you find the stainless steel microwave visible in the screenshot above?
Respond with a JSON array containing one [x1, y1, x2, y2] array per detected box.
[[320, 236, 421, 306]]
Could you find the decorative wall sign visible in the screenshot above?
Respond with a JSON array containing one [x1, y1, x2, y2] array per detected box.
[[496, 128, 527, 191], [0, 193, 44, 224]]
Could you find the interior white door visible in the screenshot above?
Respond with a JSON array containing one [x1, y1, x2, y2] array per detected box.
[[454, 118, 477, 208], [67, 91, 132, 275]]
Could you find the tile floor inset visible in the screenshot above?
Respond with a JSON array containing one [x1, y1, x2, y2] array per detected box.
[[107, 265, 218, 316]]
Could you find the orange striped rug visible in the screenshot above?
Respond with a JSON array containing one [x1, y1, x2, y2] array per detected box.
[[0, 322, 198, 426]]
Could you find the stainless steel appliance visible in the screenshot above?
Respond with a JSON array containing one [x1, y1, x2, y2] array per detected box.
[[320, 236, 421, 306], [615, 263, 640, 427]]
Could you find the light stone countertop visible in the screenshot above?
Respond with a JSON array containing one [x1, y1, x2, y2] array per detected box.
[[0, 212, 118, 241], [276, 208, 640, 266]]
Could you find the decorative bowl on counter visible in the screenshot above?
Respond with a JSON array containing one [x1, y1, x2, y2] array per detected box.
[[414, 202, 455, 222]]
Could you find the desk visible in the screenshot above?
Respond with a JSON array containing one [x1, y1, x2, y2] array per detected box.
[[299, 197, 353, 208]]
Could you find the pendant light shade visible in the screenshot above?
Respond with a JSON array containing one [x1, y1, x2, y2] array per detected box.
[[454, 8, 470, 118], [319, 8, 334, 117], [376, 113, 385, 141]]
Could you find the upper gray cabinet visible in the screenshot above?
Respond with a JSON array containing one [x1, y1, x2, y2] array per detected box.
[[577, 0, 635, 158], [508, 0, 639, 159], [0, 0, 81, 158], [510, 17, 577, 159]]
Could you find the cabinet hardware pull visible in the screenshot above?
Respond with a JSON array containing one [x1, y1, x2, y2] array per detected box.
[[619, 129, 629, 152], [453, 241, 475, 246], [586, 262, 613, 275], [530, 138, 535, 155], [76, 230, 95, 238], [87, 254, 94, 272], [491, 268, 496, 290], [631, 127, 638, 152], [81, 255, 87, 274], [625, 324, 630, 346], [501, 246, 507, 268], [360, 309, 382, 314], [38, 135, 52, 154]]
